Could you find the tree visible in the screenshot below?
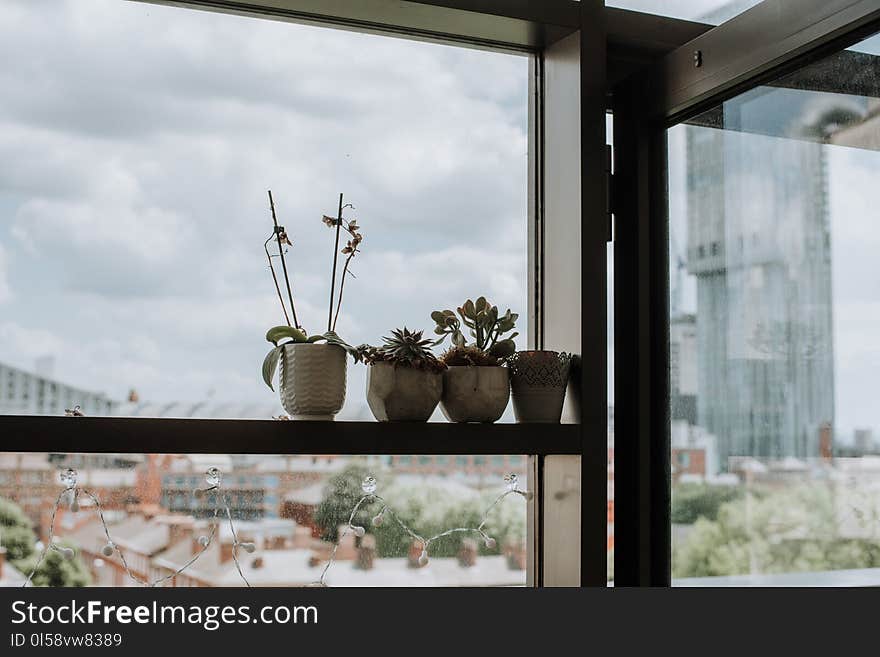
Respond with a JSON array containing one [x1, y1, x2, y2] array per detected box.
[[0, 496, 91, 587], [0, 497, 38, 562], [313, 463, 380, 543], [16, 541, 91, 588], [671, 483, 742, 524], [673, 484, 880, 579], [312, 466, 527, 558]]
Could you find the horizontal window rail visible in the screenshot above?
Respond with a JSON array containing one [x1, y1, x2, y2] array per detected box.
[[0, 416, 581, 455]]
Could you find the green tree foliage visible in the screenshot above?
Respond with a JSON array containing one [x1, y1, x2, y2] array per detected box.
[[0, 496, 91, 587], [16, 541, 91, 588], [370, 483, 525, 558], [0, 496, 38, 562], [313, 465, 527, 558], [313, 463, 379, 543], [671, 483, 743, 524], [674, 484, 880, 579]]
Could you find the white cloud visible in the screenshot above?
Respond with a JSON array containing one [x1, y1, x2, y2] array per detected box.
[[0, 0, 529, 412]]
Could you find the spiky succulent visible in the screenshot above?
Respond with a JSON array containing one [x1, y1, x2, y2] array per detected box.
[[361, 327, 445, 372]]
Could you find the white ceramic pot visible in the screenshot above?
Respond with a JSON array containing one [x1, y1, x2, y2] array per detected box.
[[366, 362, 443, 422], [440, 366, 510, 423], [279, 343, 346, 420]]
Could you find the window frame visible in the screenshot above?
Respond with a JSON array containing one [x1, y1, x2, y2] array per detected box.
[[611, 0, 880, 586], [0, 0, 606, 588]]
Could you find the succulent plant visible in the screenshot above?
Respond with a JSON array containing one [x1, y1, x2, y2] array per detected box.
[[361, 327, 445, 373], [431, 296, 519, 362]]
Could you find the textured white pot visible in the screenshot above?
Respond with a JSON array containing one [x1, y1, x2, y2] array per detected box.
[[279, 343, 346, 420], [440, 366, 510, 423], [366, 362, 443, 422]]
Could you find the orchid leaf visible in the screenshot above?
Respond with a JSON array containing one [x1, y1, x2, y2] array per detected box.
[[262, 346, 282, 391], [266, 325, 308, 346]]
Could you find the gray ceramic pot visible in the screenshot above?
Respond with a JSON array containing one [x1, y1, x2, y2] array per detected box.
[[507, 350, 571, 423], [440, 365, 510, 423], [366, 362, 443, 422], [279, 343, 347, 420]]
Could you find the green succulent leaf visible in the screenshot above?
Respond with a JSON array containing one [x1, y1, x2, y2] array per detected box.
[[452, 330, 466, 347], [475, 296, 488, 313], [430, 311, 447, 324], [488, 338, 516, 359], [262, 346, 282, 391], [462, 299, 476, 320], [266, 325, 308, 346]]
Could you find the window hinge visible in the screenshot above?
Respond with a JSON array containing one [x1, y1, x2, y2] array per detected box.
[[605, 144, 615, 242]]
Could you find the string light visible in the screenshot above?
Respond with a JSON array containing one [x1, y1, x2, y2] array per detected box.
[[23, 467, 252, 588], [314, 473, 531, 586], [25, 466, 531, 588]]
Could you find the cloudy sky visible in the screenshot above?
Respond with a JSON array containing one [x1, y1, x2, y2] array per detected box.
[[0, 0, 529, 418], [0, 0, 877, 439]]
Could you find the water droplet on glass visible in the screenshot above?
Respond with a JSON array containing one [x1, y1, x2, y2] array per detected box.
[[60, 468, 77, 489], [361, 476, 377, 495], [504, 473, 518, 492], [205, 467, 221, 487]]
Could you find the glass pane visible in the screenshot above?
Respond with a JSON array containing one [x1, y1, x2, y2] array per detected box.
[[606, 0, 763, 24], [0, 453, 529, 587], [0, 0, 528, 421], [669, 31, 880, 585]]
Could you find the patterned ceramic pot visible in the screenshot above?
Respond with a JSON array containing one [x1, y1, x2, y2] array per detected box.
[[440, 366, 510, 423], [366, 362, 443, 422], [279, 343, 346, 420], [507, 350, 571, 423]]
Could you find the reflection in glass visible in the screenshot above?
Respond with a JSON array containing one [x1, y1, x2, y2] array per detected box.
[[669, 32, 880, 585]]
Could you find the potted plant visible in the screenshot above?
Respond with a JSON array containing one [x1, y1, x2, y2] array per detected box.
[[361, 328, 446, 422], [431, 297, 518, 423], [260, 191, 362, 420]]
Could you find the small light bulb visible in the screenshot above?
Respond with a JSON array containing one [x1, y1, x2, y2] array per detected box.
[[240, 542, 256, 554], [101, 543, 114, 557], [371, 513, 384, 527], [484, 537, 497, 549], [418, 549, 429, 567], [352, 525, 366, 538], [60, 547, 75, 560], [198, 536, 210, 548]]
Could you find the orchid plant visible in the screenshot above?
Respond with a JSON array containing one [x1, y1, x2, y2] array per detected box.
[[261, 191, 363, 391]]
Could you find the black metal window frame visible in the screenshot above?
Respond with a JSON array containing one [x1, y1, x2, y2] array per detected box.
[[611, 0, 880, 586]]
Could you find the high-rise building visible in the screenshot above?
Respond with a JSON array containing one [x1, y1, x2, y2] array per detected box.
[[684, 89, 836, 466], [0, 361, 116, 416]]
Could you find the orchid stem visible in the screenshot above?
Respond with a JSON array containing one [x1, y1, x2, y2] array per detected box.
[[328, 192, 343, 332], [268, 190, 300, 329], [264, 235, 291, 327]]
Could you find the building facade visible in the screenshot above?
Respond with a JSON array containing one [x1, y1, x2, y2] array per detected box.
[[685, 89, 836, 467]]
